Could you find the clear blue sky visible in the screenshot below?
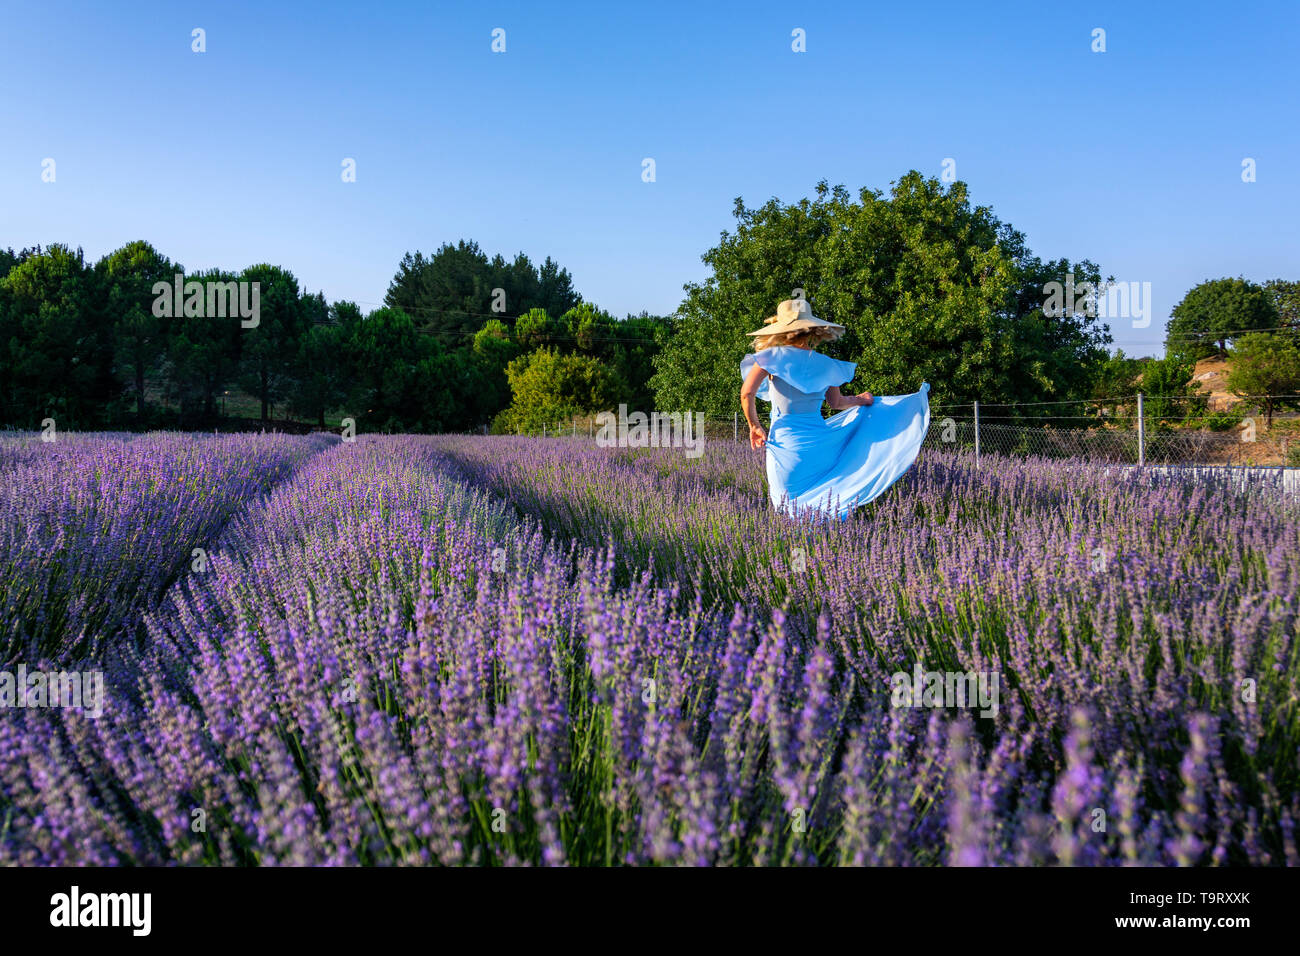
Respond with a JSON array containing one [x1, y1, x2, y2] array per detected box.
[[2, 0, 1296, 356]]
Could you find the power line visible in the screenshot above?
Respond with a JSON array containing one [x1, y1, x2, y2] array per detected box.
[[926, 393, 1300, 411], [339, 296, 1298, 352], [1143, 393, 1300, 402], [1159, 325, 1300, 340], [966, 415, 1134, 421], [964, 397, 1130, 408], [341, 299, 676, 346], [349, 298, 678, 325]]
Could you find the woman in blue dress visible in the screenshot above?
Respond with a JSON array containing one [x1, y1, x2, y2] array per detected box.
[[740, 299, 930, 519]]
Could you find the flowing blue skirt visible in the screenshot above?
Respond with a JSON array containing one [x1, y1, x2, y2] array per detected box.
[[765, 383, 930, 519]]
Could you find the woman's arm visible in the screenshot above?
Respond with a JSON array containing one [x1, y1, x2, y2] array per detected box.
[[826, 386, 873, 409], [740, 363, 770, 449]]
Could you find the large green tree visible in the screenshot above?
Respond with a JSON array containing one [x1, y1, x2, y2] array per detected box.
[[161, 267, 242, 425], [0, 244, 116, 428], [384, 240, 581, 345], [556, 304, 666, 411], [493, 348, 622, 433], [607, 311, 669, 412], [1226, 333, 1300, 426], [287, 299, 355, 428], [0, 247, 39, 281], [96, 240, 178, 421], [514, 306, 560, 350], [650, 172, 1111, 419], [337, 306, 475, 432], [1165, 277, 1279, 361], [237, 264, 310, 422], [1264, 279, 1300, 337]]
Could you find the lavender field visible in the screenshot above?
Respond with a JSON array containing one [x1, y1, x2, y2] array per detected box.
[[1, 430, 1297, 866]]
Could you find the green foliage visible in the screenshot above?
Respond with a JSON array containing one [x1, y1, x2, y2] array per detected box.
[[650, 172, 1111, 418], [0, 237, 619, 434], [1265, 279, 1300, 336], [607, 311, 669, 412], [287, 301, 353, 427], [471, 318, 520, 417], [340, 307, 434, 430], [514, 306, 558, 350], [487, 304, 666, 431], [1091, 348, 1143, 402], [329, 305, 493, 432], [1195, 409, 1245, 432], [1166, 277, 1279, 361], [492, 348, 622, 433], [96, 240, 178, 422], [383, 240, 581, 345], [1138, 354, 1205, 429], [8, 209, 1160, 435], [161, 268, 243, 425], [1226, 332, 1300, 426], [380, 242, 660, 431], [0, 246, 37, 281], [234, 264, 305, 421], [0, 244, 116, 428]]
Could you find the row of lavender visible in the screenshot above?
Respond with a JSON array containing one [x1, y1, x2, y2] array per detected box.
[[424, 436, 1300, 864], [4, 431, 1295, 863], [0, 431, 335, 666], [6, 435, 776, 864]]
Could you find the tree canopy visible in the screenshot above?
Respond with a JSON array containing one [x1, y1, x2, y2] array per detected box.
[[1226, 333, 1300, 426], [1165, 277, 1279, 361], [2, 213, 1293, 437], [0, 238, 663, 434], [650, 172, 1112, 419], [383, 240, 581, 345]]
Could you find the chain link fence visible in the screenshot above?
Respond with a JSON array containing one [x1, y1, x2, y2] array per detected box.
[[517, 393, 1300, 469], [921, 418, 1294, 465], [926, 395, 1299, 467]]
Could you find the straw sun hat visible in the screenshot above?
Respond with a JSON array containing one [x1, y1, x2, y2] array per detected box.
[[746, 298, 845, 338]]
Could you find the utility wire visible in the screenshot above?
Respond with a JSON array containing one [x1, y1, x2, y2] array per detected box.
[[338, 296, 1297, 350]]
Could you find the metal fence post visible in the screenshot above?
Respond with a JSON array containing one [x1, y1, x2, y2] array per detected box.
[[572, 417, 576, 437], [973, 400, 980, 468], [1137, 392, 1145, 467]]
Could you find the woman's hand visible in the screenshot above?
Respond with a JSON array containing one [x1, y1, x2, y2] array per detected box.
[[741, 365, 771, 450], [826, 386, 873, 410]]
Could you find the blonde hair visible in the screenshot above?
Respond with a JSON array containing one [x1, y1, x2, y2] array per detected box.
[[754, 326, 842, 351]]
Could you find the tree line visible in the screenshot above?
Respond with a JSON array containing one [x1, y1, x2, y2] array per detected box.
[[0, 239, 669, 433], [649, 172, 1300, 425], [3, 171, 1297, 435]]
